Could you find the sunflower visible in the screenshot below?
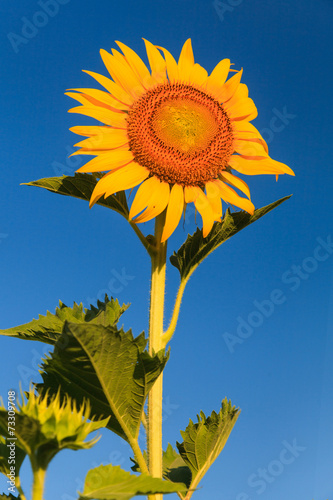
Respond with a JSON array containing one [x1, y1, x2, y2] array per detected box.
[[67, 39, 294, 242]]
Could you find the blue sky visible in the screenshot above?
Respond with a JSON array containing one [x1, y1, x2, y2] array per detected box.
[[1, 0, 332, 499]]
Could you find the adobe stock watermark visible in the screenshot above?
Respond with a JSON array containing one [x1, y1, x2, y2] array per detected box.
[[7, 0, 71, 54], [259, 107, 296, 145], [213, 0, 244, 22], [52, 145, 83, 176], [83, 268, 135, 310], [236, 439, 306, 499], [223, 235, 333, 353]]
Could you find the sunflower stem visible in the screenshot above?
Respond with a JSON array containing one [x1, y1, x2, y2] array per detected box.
[[161, 277, 188, 347], [147, 212, 167, 500], [31, 462, 46, 500]]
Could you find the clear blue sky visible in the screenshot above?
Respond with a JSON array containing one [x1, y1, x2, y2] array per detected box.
[[1, 0, 332, 499]]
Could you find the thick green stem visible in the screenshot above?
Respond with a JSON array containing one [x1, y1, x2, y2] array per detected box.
[[31, 464, 46, 500], [148, 212, 167, 500]]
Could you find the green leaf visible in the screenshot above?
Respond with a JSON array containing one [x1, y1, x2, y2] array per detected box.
[[163, 444, 192, 490], [130, 445, 191, 490], [174, 399, 240, 499], [24, 173, 129, 218], [0, 494, 21, 500], [79, 464, 186, 500], [0, 296, 128, 345], [0, 435, 26, 478], [171, 196, 291, 281], [0, 389, 108, 470], [38, 322, 168, 443]]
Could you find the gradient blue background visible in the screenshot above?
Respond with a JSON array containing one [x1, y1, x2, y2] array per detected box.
[[1, 0, 332, 499]]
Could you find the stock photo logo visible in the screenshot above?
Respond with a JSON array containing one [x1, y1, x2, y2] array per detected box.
[[223, 236, 333, 353], [7, 0, 71, 54], [235, 439, 306, 499]]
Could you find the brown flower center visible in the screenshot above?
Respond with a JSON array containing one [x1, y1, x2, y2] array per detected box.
[[127, 83, 234, 186]]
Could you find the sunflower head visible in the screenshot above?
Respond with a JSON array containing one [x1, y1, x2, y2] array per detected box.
[[67, 39, 294, 242]]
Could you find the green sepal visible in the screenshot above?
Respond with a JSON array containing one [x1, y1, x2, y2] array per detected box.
[[0, 389, 109, 470], [171, 196, 291, 281], [38, 322, 169, 443], [78, 464, 187, 500], [173, 399, 240, 499], [0, 296, 128, 345], [0, 435, 26, 478], [23, 173, 129, 218]]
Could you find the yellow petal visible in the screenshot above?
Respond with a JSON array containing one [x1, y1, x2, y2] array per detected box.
[[111, 48, 125, 62], [83, 70, 133, 106], [232, 121, 268, 152], [224, 98, 258, 121], [233, 139, 268, 157], [100, 49, 145, 99], [132, 177, 170, 223], [143, 39, 167, 83], [70, 126, 112, 137], [184, 185, 200, 203], [68, 88, 127, 110], [74, 129, 128, 150], [194, 189, 216, 238], [206, 58, 230, 98], [116, 40, 151, 85], [214, 179, 255, 214], [156, 46, 179, 82], [220, 171, 251, 199], [189, 63, 208, 88], [229, 155, 295, 176], [205, 181, 222, 219], [223, 83, 248, 108], [161, 184, 184, 242], [90, 163, 149, 207], [129, 176, 158, 219], [177, 39, 195, 82], [214, 69, 243, 103], [76, 149, 134, 173], [68, 106, 127, 128]]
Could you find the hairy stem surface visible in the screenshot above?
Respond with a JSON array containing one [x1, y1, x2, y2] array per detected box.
[[148, 212, 167, 500]]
